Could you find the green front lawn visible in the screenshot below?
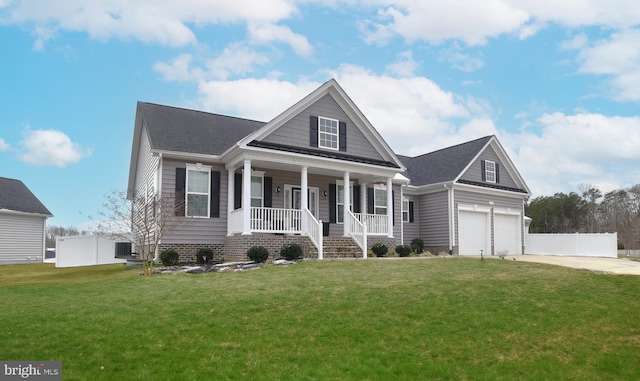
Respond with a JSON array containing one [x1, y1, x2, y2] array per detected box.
[[1, 258, 639, 380]]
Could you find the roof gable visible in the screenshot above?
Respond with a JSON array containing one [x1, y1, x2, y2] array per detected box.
[[0, 177, 52, 216], [399, 136, 492, 186], [238, 79, 405, 170]]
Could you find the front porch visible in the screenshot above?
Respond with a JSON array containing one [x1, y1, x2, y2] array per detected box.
[[228, 206, 392, 259], [222, 159, 401, 259]]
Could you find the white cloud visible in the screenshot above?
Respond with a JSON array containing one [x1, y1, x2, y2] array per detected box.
[[153, 54, 202, 82], [206, 45, 270, 80], [572, 29, 640, 101], [2, 0, 297, 47], [18, 128, 93, 167], [0, 138, 9, 151], [31, 26, 56, 51], [248, 23, 313, 57], [438, 43, 484, 72], [385, 50, 418, 77], [504, 112, 640, 196]]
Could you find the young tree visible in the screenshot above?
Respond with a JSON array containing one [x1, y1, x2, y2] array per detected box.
[[93, 189, 187, 276]]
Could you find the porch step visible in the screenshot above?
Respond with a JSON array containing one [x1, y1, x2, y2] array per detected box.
[[322, 237, 364, 259]]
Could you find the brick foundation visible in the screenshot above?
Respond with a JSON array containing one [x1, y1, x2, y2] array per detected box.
[[158, 243, 224, 264], [224, 234, 318, 261]]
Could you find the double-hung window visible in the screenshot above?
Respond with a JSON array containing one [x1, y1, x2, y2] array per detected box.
[[336, 180, 353, 223], [485, 160, 496, 183], [250, 174, 264, 207], [402, 198, 410, 222], [319, 117, 339, 150], [374, 185, 387, 216], [186, 164, 211, 217]]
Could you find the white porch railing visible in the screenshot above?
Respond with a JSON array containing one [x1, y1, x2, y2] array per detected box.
[[353, 213, 388, 235], [348, 211, 367, 258], [251, 207, 302, 233], [304, 209, 323, 259]]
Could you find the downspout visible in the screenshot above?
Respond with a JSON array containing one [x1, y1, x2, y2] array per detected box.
[[444, 183, 454, 253], [400, 184, 405, 245]]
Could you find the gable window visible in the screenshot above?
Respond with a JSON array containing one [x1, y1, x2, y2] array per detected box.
[[319, 117, 339, 150], [484, 160, 496, 183], [374, 184, 387, 216], [186, 164, 211, 217]]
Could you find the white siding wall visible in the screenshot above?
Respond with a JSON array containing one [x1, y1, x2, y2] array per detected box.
[[133, 124, 160, 201], [0, 212, 46, 264]]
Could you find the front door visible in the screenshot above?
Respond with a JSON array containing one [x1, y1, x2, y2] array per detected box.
[[285, 185, 319, 219]]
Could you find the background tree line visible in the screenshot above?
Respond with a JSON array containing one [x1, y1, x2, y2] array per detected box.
[[45, 225, 89, 248], [525, 183, 640, 249]]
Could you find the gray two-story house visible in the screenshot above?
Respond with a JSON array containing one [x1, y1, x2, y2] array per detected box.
[[127, 79, 530, 261]]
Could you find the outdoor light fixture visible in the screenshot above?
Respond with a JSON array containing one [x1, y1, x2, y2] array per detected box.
[[276, 186, 281, 193], [323, 190, 327, 197]]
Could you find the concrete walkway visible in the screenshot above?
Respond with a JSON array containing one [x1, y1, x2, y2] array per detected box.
[[505, 255, 640, 275]]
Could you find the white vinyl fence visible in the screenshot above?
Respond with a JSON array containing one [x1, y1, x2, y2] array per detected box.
[[55, 235, 127, 268], [525, 233, 618, 258]]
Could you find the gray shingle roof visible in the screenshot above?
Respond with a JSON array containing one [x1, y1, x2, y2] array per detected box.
[[0, 177, 52, 216], [138, 102, 266, 156], [398, 136, 492, 186]]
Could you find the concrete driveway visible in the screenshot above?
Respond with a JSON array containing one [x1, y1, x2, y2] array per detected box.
[[506, 255, 640, 275]]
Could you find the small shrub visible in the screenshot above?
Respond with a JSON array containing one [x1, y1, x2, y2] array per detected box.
[[410, 238, 424, 254], [367, 250, 375, 258], [371, 243, 388, 257], [196, 248, 214, 265], [423, 250, 433, 256], [159, 249, 179, 266], [395, 245, 412, 257], [280, 243, 303, 260], [247, 246, 269, 263], [618, 242, 625, 250]]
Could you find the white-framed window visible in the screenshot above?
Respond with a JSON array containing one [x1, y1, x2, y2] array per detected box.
[[186, 164, 211, 218], [250, 172, 264, 207], [336, 180, 354, 223], [319, 116, 339, 150], [485, 160, 496, 183], [402, 197, 410, 222], [374, 184, 387, 216]]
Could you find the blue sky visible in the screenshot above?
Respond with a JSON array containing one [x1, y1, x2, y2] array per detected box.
[[1, 1, 639, 229]]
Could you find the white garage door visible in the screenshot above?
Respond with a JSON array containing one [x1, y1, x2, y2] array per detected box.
[[494, 214, 520, 255], [458, 210, 489, 256]]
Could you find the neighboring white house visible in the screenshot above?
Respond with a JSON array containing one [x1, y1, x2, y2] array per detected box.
[[0, 177, 53, 264]]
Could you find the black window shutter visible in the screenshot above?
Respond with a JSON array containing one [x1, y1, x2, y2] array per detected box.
[[339, 121, 347, 152], [481, 160, 486, 181], [392, 190, 395, 226], [210, 171, 220, 218], [353, 185, 360, 213], [310, 115, 318, 147], [495, 163, 500, 183], [329, 184, 336, 223], [234, 173, 242, 210], [175, 168, 186, 216], [367, 187, 374, 214], [264, 177, 272, 208], [409, 201, 414, 223]]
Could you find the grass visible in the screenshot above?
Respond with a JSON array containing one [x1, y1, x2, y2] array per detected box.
[[1, 258, 640, 380]]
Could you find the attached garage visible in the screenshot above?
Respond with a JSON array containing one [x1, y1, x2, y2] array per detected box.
[[458, 207, 490, 256], [494, 212, 521, 255]]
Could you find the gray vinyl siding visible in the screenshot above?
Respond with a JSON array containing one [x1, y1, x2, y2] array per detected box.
[[0, 213, 46, 264], [402, 194, 419, 245], [460, 146, 518, 189], [262, 94, 384, 161], [161, 159, 228, 244], [419, 191, 450, 247], [133, 125, 160, 200]]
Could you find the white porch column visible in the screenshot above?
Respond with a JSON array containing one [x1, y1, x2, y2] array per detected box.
[[242, 159, 252, 235], [301, 166, 308, 233], [343, 172, 350, 236], [227, 169, 234, 236], [387, 177, 393, 238]]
